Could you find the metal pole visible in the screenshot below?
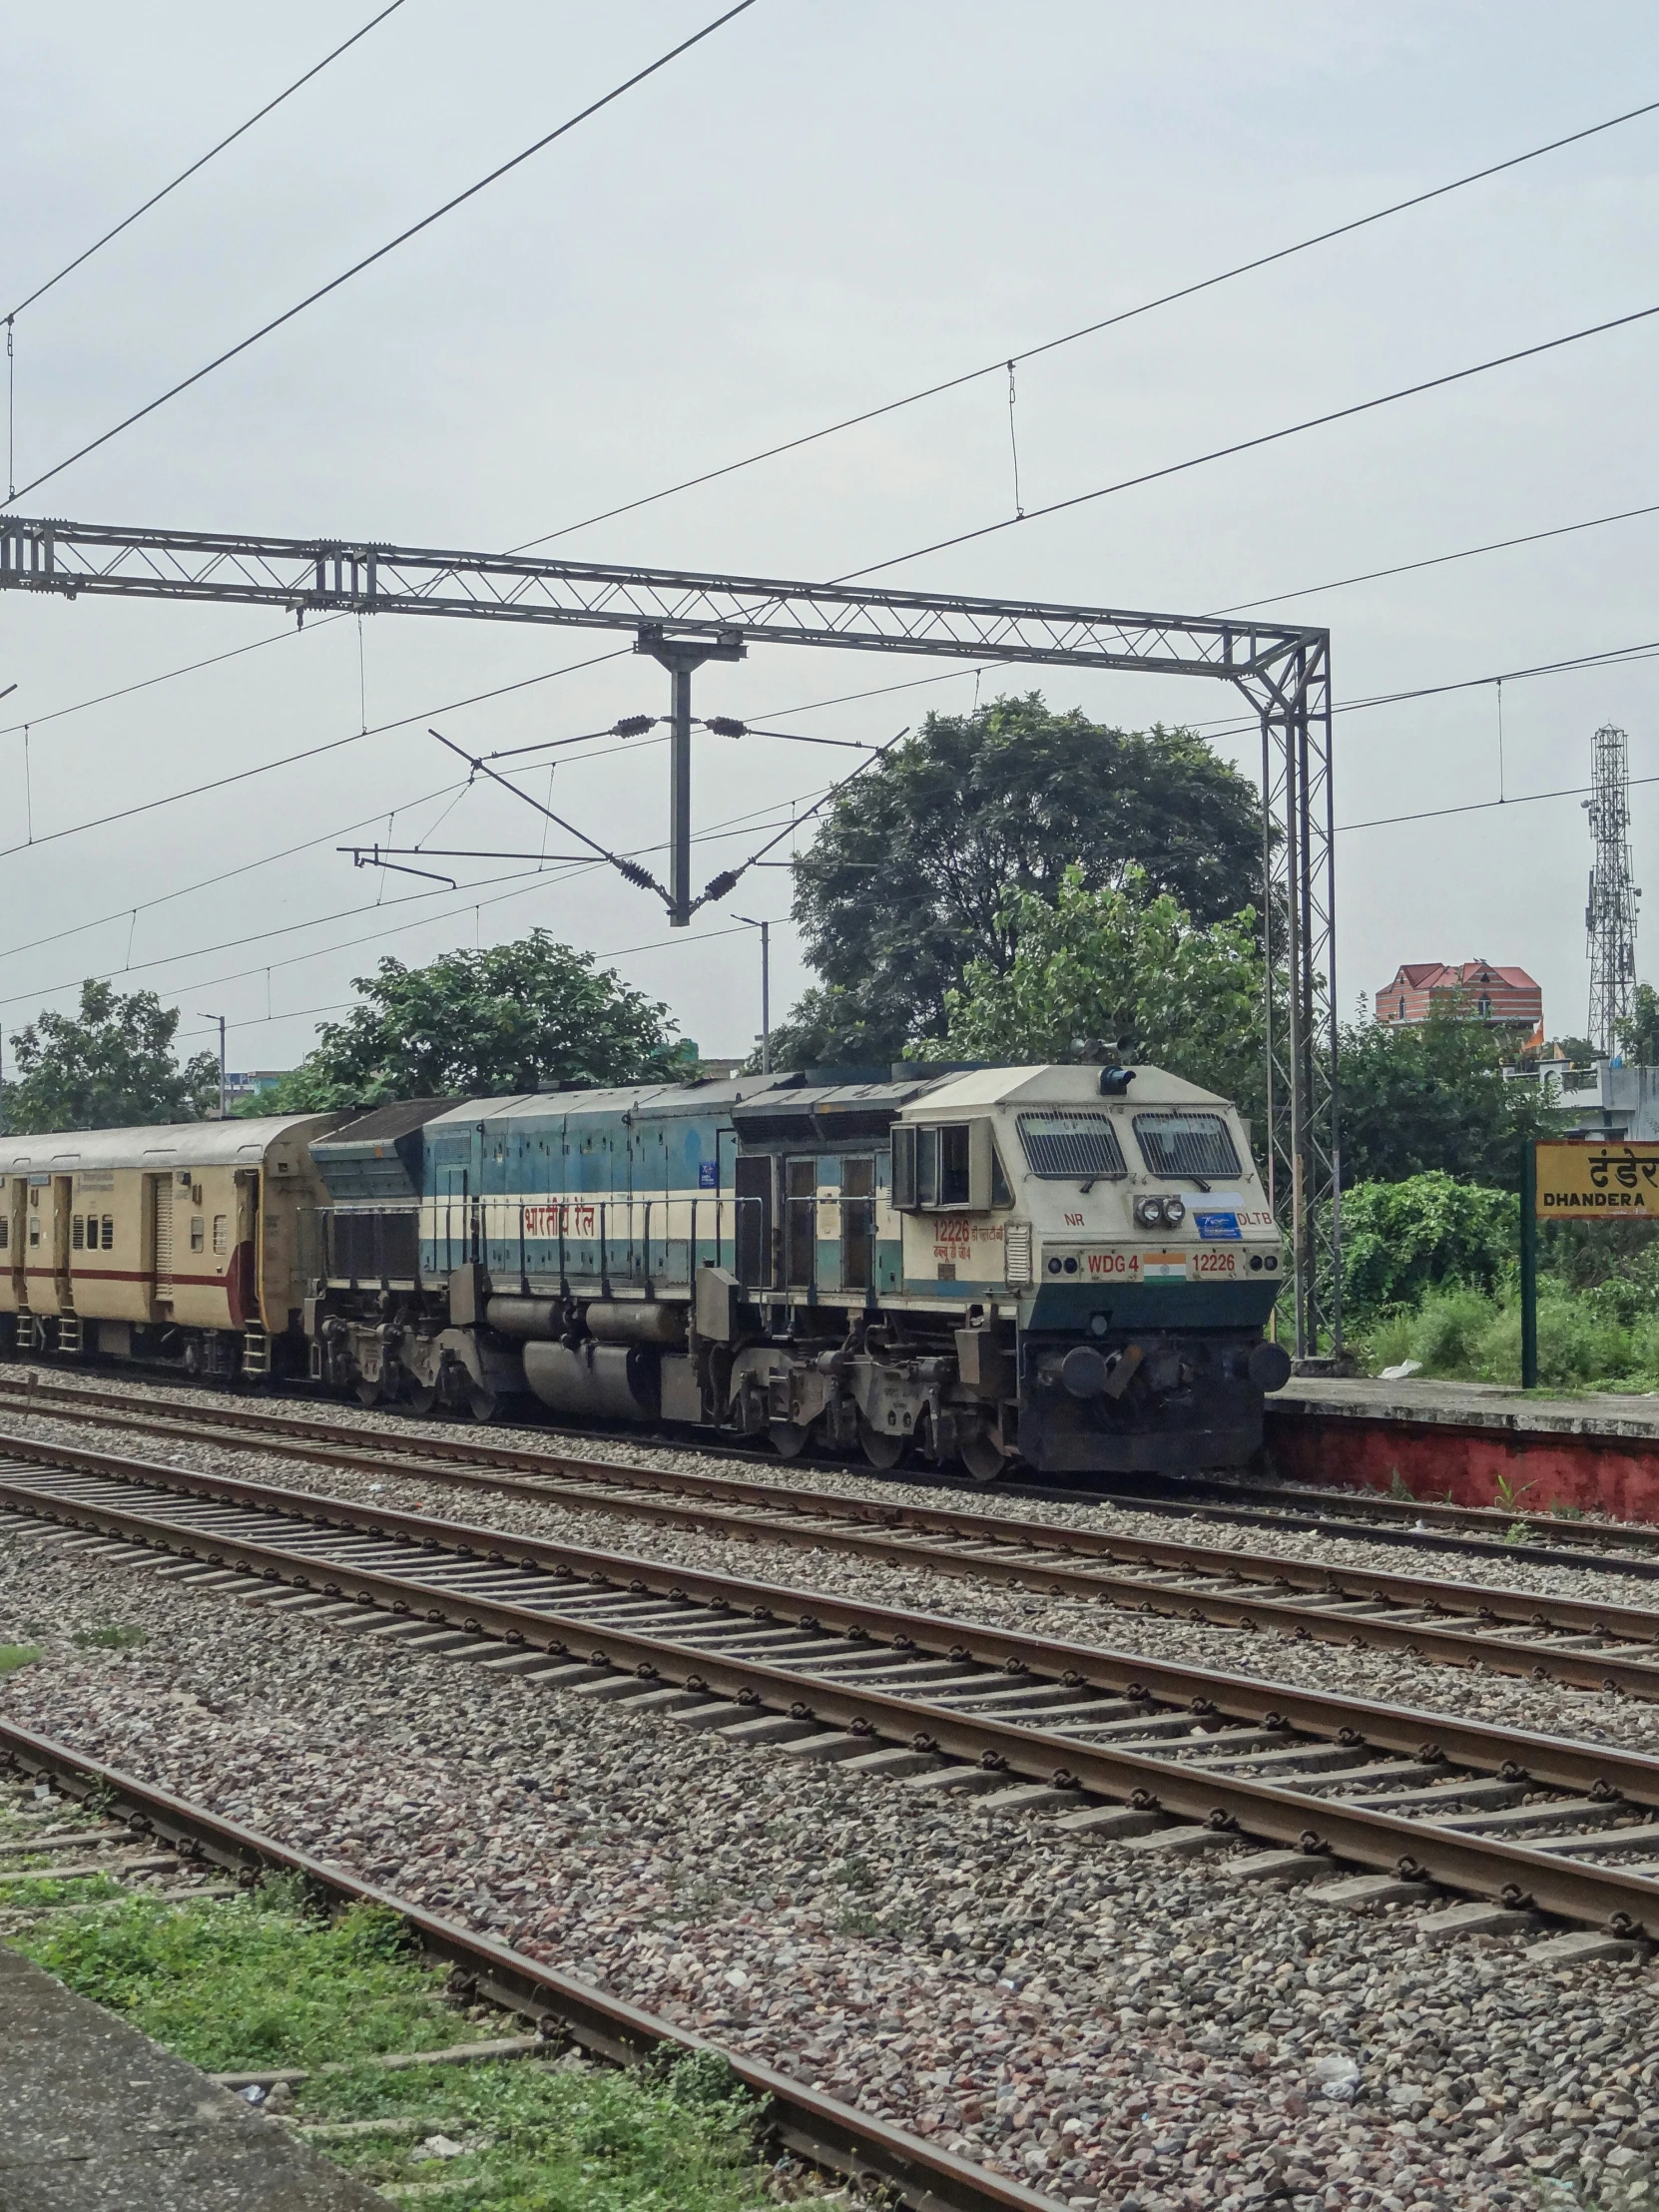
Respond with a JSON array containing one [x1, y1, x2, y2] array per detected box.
[[669, 661, 693, 929], [760, 920, 771, 1074], [1520, 1137, 1538, 1389], [218, 1016, 227, 1121]]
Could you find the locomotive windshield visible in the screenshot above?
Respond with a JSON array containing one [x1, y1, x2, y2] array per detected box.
[[1016, 1110, 1127, 1180], [1133, 1110, 1241, 1180]]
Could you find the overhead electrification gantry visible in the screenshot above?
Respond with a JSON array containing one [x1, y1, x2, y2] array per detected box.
[[0, 513, 1339, 1357]]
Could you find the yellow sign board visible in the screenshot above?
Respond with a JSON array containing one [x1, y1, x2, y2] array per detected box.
[[1535, 1140, 1659, 1217]]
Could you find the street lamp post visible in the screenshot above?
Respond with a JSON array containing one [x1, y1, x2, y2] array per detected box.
[[735, 915, 775, 1076]]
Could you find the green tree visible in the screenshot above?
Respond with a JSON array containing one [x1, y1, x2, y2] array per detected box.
[[1336, 1001, 1558, 1192], [249, 931, 682, 1111], [1340, 1173, 1517, 1320], [921, 863, 1271, 1128], [1617, 983, 1659, 1063], [780, 693, 1264, 1063], [1, 981, 220, 1133]]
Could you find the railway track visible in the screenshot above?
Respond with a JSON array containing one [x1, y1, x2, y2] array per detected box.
[[12, 1362, 1659, 1570], [10, 1376, 1659, 1700], [9, 1428, 1659, 1940], [0, 1724, 1059, 2212]]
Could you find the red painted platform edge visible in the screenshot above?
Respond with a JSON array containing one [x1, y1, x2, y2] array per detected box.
[[1263, 1406, 1659, 1525]]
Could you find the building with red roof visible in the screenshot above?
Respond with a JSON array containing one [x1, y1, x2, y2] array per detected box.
[[1374, 960, 1541, 1034]]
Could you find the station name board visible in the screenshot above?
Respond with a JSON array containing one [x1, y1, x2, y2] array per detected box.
[[1535, 1141, 1659, 1216]]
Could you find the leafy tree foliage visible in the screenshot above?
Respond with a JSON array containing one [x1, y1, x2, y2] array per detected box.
[[1336, 1001, 1558, 1192], [1340, 1173, 1517, 1319], [250, 932, 682, 1111], [780, 694, 1264, 1063], [1618, 982, 1659, 1063], [1, 981, 220, 1133], [921, 863, 1269, 1127]]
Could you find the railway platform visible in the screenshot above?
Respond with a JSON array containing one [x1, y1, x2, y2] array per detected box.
[[1268, 1373, 1659, 1521], [0, 1941, 385, 2211]]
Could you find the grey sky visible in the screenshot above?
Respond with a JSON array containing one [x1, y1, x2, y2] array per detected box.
[[4, 1, 1659, 1071]]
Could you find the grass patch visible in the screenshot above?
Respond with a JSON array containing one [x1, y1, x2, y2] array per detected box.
[[13, 1888, 782, 2211], [72, 1624, 147, 1650], [0, 1871, 124, 1909], [0, 1644, 41, 1674], [299, 2050, 777, 2212]]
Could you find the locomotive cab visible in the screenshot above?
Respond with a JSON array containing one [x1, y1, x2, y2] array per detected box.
[[884, 1065, 1287, 1478]]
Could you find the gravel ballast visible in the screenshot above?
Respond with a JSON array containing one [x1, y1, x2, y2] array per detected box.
[[8, 1391, 1659, 1763], [3, 1494, 1659, 2207]]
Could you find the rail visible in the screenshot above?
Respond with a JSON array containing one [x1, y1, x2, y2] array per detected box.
[[0, 1718, 1062, 2212], [8, 1429, 1659, 1936]]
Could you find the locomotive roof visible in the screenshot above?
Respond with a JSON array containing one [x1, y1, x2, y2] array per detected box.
[[900, 1063, 1231, 1111], [1, 1113, 341, 1174], [421, 1073, 804, 1129]]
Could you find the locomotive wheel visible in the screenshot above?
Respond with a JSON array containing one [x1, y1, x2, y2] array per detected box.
[[959, 1426, 1009, 1485], [857, 1416, 906, 1471], [770, 1418, 811, 1459], [354, 1379, 384, 1409], [467, 1383, 500, 1424], [404, 1381, 438, 1416]]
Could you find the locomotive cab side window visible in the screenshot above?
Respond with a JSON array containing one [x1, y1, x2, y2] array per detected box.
[[1133, 1110, 1241, 1182], [892, 1122, 1006, 1211]]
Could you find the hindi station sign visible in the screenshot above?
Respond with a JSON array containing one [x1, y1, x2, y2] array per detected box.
[[1535, 1140, 1659, 1218]]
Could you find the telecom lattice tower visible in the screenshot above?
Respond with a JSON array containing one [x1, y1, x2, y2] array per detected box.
[[1586, 723, 1640, 1054]]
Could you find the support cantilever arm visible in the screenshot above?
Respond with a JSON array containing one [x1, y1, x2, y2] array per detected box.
[[690, 726, 910, 915], [426, 728, 670, 907]]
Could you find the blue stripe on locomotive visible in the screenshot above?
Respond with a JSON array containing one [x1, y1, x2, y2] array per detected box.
[[420, 1083, 751, 1292]]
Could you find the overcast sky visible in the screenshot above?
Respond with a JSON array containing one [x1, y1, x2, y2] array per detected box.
[[5, 1, 1659, 1075]]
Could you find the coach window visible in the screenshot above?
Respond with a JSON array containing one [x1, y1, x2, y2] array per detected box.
[[102, 1217, 114, 1249], [72, 1217, 84, 1250], [213, 1215, 229, 1256], [190, 1216, 206, 1253], [0, 1220, 7, 1251]]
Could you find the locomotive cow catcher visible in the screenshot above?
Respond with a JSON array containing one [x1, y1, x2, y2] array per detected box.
[[0, 1061, 1292, 1483]]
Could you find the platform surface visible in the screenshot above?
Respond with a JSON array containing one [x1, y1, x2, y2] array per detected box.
[[1273, 1373, 1659, 1441], [0, 1943, 386, 2211]]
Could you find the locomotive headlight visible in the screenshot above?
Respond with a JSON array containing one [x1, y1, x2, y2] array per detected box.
[[1133, 1195, 1164, 1229], [1162, 1195, 1186, 1228]]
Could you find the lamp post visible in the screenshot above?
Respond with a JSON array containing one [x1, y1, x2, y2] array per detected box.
[[735, 915, 776, 1075]]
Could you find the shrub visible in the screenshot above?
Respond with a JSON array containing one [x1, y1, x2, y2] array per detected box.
[[1341, 1175, 1515, 1321]]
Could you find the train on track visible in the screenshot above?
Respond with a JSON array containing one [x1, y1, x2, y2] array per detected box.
[[0, 1061, 1291, 1480]]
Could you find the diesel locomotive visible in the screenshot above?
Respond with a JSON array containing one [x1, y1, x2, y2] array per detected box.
[[0, 1060, 1291, 1479]]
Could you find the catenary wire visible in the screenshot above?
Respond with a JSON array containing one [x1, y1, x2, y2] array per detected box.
[[0, 646, 631, 864], [835, 298, 1659, 581], [0, 779, 837, 1013], [508, 93, 1659, 553], [2, 2, 409, 324], [1, 0, 761, 508]]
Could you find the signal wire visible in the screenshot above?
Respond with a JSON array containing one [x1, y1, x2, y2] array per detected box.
[[2, 0, 761, 508], [2, 2, 410, 325], [509, 92, 1659, 552], [836, 298, 1659, 580]]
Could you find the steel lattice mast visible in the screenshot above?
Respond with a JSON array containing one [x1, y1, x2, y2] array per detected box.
[[1586, 723, 1639, 1055], [0, 513, 1341, 1361]]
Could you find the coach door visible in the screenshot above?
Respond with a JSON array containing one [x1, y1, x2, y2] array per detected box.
[[51, 1177, 74, 1314], [148, 1173, 175, 1318], [3, 1179, 23, 1308]]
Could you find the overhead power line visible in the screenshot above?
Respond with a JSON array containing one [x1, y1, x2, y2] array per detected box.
[[839, 298, 1659, 580], [511, 92, 1659, 553], [2, 0, 761, 507], [3, 1, 410, 324]]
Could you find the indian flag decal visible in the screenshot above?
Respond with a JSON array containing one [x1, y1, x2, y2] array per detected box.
[[1139, 1251, 1188, 1282]]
